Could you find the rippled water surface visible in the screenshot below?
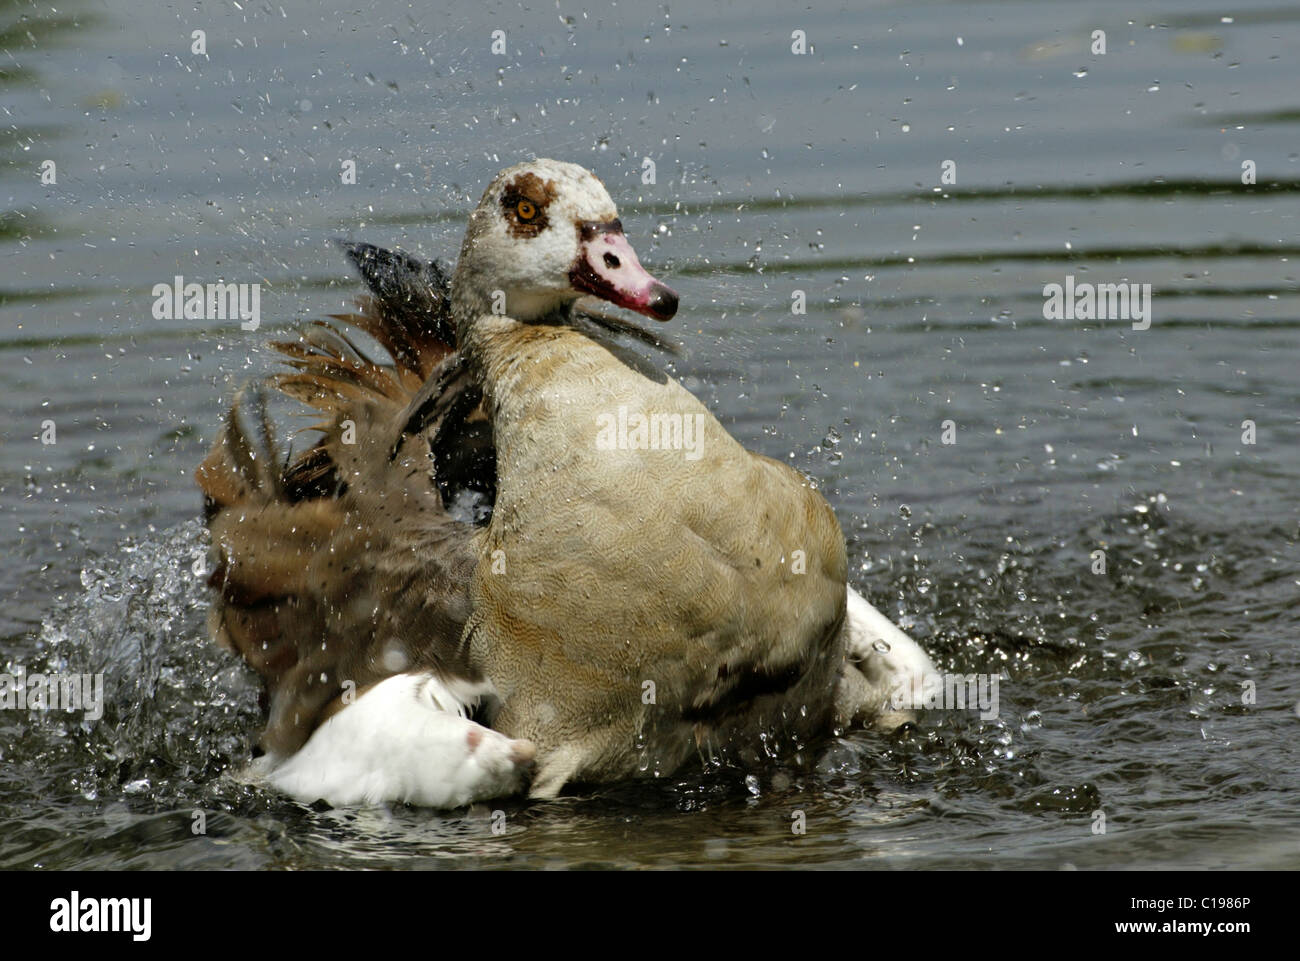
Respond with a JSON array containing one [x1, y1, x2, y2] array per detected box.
[[2, 0, 1298, 869]]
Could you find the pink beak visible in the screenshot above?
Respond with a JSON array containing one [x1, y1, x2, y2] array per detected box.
[[570, 221, 678, 321]]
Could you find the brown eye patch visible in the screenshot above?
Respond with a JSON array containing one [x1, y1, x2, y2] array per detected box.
[[500, 172, 557, 238]]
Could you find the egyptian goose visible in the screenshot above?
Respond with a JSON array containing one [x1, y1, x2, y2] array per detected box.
[[197, 159, 934, 807]]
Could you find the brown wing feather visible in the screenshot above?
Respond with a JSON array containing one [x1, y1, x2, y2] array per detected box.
[[196, 245, 489, 758]]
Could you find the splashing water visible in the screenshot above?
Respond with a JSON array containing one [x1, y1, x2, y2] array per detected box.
[[12, 520, 260, 808]]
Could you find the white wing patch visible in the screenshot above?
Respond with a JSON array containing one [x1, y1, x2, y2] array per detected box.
[[840, 586, 938, 727], [251, 673, 535, 808]]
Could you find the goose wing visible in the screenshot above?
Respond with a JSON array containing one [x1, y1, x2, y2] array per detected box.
[[196, 243, 491, 758]]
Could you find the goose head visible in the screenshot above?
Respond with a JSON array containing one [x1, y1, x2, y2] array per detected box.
[[450, 158, 677, 328]]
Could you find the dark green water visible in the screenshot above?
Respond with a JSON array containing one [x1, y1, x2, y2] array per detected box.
[[1, 0, 1297, 869]]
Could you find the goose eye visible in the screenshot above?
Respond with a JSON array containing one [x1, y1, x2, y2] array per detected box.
[[516, 200, 537, 221]]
